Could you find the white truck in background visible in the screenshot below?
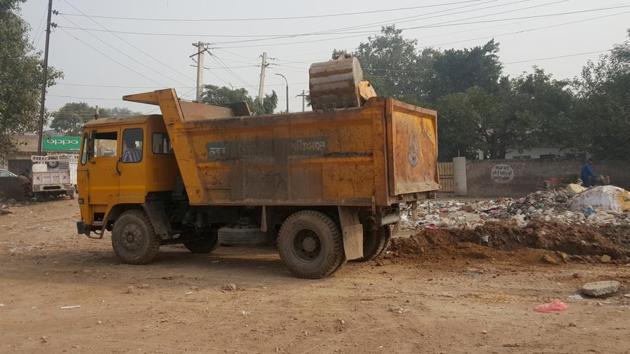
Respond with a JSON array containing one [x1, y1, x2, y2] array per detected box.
[[31, 154, 77, 200]]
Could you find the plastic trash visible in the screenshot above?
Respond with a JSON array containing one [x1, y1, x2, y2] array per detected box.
[[583, 206, 595, 217], [569, 186, 630, 212], [534, 299, 568, 313]]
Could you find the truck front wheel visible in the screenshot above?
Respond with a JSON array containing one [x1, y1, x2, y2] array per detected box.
[[112, 210, 160, 264], [277, 210, 345, 279]]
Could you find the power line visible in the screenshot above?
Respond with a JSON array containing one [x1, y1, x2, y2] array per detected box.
[[58, 14, 187, 87], [61, 0, 195, 85], [58, 27, 164, 86], [56, 83, 195, 89], [425, 9, 630, 47], [55, 0, 486, 22], [49, 94, 122, 101], [209, 54, 258, 89], [211, 0, 524, 46], [214, 4, 630, 49], [401, 4, 630, 31], [31, 9, 48, 48], [503, 49, 610, 64], [54, 0, 530, 43], [358, 48, 610, 75], [269, 9, 630, 65]]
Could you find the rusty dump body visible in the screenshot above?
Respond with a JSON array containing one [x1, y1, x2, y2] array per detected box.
[[77, 87, 438, 278], [125, 89, 439, 208]]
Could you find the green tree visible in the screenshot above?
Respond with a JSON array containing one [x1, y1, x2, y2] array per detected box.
[[99, 107, 139, 118], [0, 0, 61, 154], [51, 102, 140, 134], [353, 26, 434, 104], [573, 30, 630, 159], [509, 68, 574, 149], [436, 70, 575, 160], [201, 84, 277, 115], [50, 102, 94, 134], [428, 40, 502, 102]]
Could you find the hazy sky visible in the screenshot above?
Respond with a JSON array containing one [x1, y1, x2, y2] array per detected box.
[[19, 0, 630, 114]]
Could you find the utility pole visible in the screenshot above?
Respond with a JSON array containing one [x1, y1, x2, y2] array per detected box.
[[257, 52, 269, 104], [296, 90, 308, 112], [37, 0, 54, 154], [191, 42, 210, 102], [275, 73, 289, 113]]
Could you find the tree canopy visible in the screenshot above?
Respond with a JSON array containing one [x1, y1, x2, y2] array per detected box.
[[571, 31, 630, 159], [0, 0, 61, 154], [201, 84, 278, 115]]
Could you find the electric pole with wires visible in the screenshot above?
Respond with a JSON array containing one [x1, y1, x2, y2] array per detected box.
[[296, 90, 308, 112], [257, 52, 270, 104], [191, 42, 211, 102], [37, 0, 55, 154]]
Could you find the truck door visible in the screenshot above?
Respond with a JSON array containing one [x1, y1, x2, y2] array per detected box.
[[118, 127, 146, 203], [87, 129, 120, 206], [77, 132, 90, 221]]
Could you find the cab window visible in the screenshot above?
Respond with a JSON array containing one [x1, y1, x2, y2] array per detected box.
[[93, 132, 117, 158], [152, 133, 172, 154], [122, 128, 143, 163]]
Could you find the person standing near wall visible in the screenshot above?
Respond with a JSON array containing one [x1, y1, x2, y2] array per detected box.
[[580, 159, 596, 187]]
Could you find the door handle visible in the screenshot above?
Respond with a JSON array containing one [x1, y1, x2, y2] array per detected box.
[[115, 158, 121, 176]]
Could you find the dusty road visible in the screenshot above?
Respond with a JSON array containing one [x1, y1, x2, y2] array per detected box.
[[1, 200, 629, 353]]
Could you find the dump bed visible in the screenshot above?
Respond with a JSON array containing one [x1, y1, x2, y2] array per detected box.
[[125, 89, 439, 207]]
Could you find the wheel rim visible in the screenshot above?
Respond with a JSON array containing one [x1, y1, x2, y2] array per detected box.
[[293, 229, 321, 261], [120, 223, 145, 251]]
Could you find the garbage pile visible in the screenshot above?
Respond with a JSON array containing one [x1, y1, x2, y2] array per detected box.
[[402, 185, 630, 231], [0, 205, 11, 216]]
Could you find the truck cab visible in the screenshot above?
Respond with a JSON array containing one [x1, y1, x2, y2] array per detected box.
[[77, 115, 177, 233]]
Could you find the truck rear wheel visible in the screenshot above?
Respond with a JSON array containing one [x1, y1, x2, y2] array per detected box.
[[277, 210, 345, 279], [357, 224, 392, 262], [183, 230, 219, 254], [112, 210, 160, 265]]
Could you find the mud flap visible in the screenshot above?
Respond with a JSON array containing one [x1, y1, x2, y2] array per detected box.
[[142, 201, 171, 239], [338, 207, 363, 260]]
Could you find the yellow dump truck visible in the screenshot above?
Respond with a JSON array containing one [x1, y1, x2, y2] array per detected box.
[[76, 87, 439, 278]]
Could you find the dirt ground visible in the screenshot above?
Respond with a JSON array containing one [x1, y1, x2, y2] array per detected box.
[[1, 200, 630, 353]]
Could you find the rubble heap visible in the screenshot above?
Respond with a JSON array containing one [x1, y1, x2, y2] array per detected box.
[[402, 185, 630, 231]]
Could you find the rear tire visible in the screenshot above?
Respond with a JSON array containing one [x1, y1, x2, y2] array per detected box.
[[112, 210, 160, 264], [357, 224, 392, 262], [277, 210, 345, 279], [183, 230, 219, 254]]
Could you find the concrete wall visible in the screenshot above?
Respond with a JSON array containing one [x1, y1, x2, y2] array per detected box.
[[466, 159, 630, 198], [504, 147, 584, 160]]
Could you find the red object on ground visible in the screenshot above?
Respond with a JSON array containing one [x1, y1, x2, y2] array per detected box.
[[534, 299, 569, 313]]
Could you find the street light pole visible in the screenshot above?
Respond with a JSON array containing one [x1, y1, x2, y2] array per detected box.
[[275, 73, 289, 113]]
